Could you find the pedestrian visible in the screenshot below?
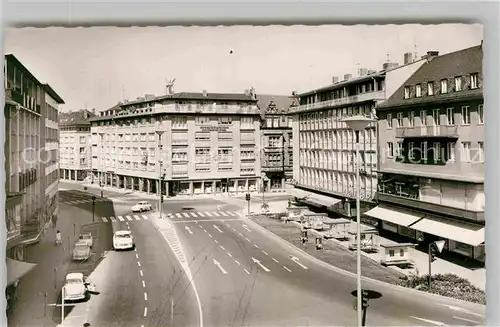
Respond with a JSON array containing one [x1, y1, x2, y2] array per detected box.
[[55, 230, 62, 245]]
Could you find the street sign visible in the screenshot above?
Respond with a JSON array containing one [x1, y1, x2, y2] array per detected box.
[[434, 240, 446, 253], [350, 289, 382, 300]]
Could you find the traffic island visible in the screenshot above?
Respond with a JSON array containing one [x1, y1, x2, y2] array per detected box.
[[249, 214, 404, 285]]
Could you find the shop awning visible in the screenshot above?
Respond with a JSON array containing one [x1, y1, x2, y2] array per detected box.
[[7, 258, 36, 286], [410, 216, 485, 247], [364, 204, 425, 227], [289, 188, 341, 207]]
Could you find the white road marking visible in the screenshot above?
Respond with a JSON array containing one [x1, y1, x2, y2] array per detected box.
[[262, 251, 268, 256], [126, 216, 133, 221], [144, 292, 148, 301], [127, 225, 130, 230], [290, 255, 308, 270], [182, 213, 190, 218], [198, 212, 205, 217], [227, 252, 232, 258], [142, 215, 149, 220], [272, 258, 279, 263], [212, 212, 220, 217], [225, 211, 235, 216], [142, 280, 146, 288], [198, 224, 204, 228], [453, 316, 480, 324], [203, 229, 208, 233], [219, 212, 228, 217], [410, 316, 445, 326], [253, 244, 259, 249], [238, 232, 243, 237], [126, 221, 129, 225], [137, 261, 141, 267], [208, 233, 212, 238], [242, 224, 251, 232], [438, 303, 485, 317], [102, 217, 108, 222], [220, 245, 226, 251], [190, 212, 198, 217], [213, 258, 228, 274], [244, 269, 250, 275], [235, 260, 240, 265], [135, 253, 139, 259], [213, 225, 223, 233], [139, 270, 143, 277], [204, 212, 213, 217], [134, 215, 141, 220], [185, 226, 193, 235], [144, 307, 148, 317], [252, 257, 270, 272], [110, 217, 116, 222], [245, 237, 251, 242], [283, 266, 292, 272], [117, 216, 125, 221], [176, 213, 182, 218], [214, 240, 218, 244]]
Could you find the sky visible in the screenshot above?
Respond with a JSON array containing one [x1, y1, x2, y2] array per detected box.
[[5, 24, 483, 113]]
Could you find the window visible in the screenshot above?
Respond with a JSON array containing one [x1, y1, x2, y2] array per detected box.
[[408, 111, 415, 127], [172, 116, 188, 129], [477, 142, 484, 163], [470, 73, 479, 89], [195, 147, 211, 163], [422, 141, 428, 161], [80, 158, 86, 165], [415, 84, 422, 97], [461, 142, 471, 162], [79, 136, 86, 144], [387, 142, 394, 158], [478, 104, 484, 124], [447, 142, 456, 162], [218, 116, 232, 125], [434, 142, 442, 161], [218, 148, 233, 162], [241, 117, 254, 129], [446, 108, 455, 125], [454, 76, 462, 91], [172, 151, 188, 162], [404, 86, 410, 99], [420, 110, 426, 126], [408, 142, 415, 160], [148, 133, 155, 141], [172, 132, 188, 144], [396, 112, 403, 127], [195, 132, 210, 141], [432, 109, 440, 126], [195, 116, 210, 125], [396, 142, 403, 158], [240, 149, 255, 160], [440, 79, 448, 94], [461, 106, 471, 125], [140, 133, 147, 141], [218, 132, 232, 141], [268, 136, 281, 147], [386, 113, 392, 128], [427, 82, 434, 96]]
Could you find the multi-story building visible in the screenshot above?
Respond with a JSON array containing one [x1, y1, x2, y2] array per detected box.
[[59, 109, 95, 181], [4, 54, 64, 263], [257, 94, 296, 191], [288, 52, 427, 217], [368, 45, 485, 262], [89, 87, 261, 197], [42, 84, 65, 229]]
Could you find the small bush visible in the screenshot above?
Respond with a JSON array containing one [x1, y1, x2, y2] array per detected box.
[[397, 273, 486, 304]]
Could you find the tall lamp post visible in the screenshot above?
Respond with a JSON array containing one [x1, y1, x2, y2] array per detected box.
[[155, 130, 165, 216], [343, 115, 376, 327], [98, 132, 105, 198]]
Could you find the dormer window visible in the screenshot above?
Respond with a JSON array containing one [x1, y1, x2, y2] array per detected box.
[[454, 76, 462, 91], [427, 82, 434, 96], [415, 84, 422, 97], [440, 79, 448, 94], [470, 73, 479, 89], [404, 86, 410, 99]]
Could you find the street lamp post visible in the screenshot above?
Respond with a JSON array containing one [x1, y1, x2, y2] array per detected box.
[[91, 195, 96, 222], [98, 132, 105, 198], [343, 115, 376, 327], [155, 130, 165, 217], [61, 285, 65, 327]]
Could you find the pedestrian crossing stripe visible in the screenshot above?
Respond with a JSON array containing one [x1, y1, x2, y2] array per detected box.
[[100, 211, 241, 223], [212, 212, 220, 217], [176, 213, 182, 218], [219, 212, 228, 217], [110, 217, 116, 222], [134, 215, 141, 220], [142, 215, 149, 220], [102, 217, 108, 222], [205, 212, 213, 217], [182, 213, 190, 217], [126, 216, 133, 221], [117, 216, 125, 221], [190, 212, 197, 217], [198, 212, 205, 217]]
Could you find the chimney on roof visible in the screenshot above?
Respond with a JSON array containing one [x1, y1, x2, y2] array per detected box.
[[84, 110, 88, 119], [292, 91, 297, 96], [332, 76, 339, 84], [368, 69, 377, 75], [92, 108, 96, 115], [383, 62, 399, 71], [123, 99, 129, 103], [404, 52, 413, 65], [249, 87, 256, 100], [358, 68, 368, 77], [202, 90, 208, 97], [145, 94, 155, 101], [344, 74, 352, 81]]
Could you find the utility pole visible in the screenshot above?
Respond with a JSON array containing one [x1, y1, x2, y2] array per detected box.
[[155, 130, 165, 217], [427, 240, 445, 292], [98, 132, 105, 198], [91, 196, 96, 222]]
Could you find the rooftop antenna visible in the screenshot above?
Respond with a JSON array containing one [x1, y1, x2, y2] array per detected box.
[[356, 62, 360, 76], [386, 52, 390, 62], [166, 78, 176, 95], [414, 36, 418, 61]]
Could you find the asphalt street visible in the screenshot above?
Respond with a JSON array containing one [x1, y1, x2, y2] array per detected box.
[[53, 185, 486, 327]]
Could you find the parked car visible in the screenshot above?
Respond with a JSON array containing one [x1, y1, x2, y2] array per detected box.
[[63, 273, 87, 301], [132, 201, 153, 212], [113, 230, 135, 250], [78, 232, 93, 248], [72, 242, 91, 261]]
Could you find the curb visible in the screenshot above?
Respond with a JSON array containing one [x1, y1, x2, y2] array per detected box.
[[242, 215, 486, 309]]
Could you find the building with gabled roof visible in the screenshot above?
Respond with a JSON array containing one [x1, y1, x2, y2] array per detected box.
[[368, 44, 485, 263]]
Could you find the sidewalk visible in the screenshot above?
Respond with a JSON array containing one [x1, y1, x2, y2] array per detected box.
[[8, 205, 90, 327], [215, 195, 486, 291]]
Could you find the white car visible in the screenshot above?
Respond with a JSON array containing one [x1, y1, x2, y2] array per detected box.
[[113, 230, 135, 250], [78, 232, 93, 248], [132, 201, 153, 212], [63, 273, 87, 301]]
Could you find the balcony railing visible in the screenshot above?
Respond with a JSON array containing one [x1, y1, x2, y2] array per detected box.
[[396, 125, 459, 139], [290, 90, 386, 114]]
